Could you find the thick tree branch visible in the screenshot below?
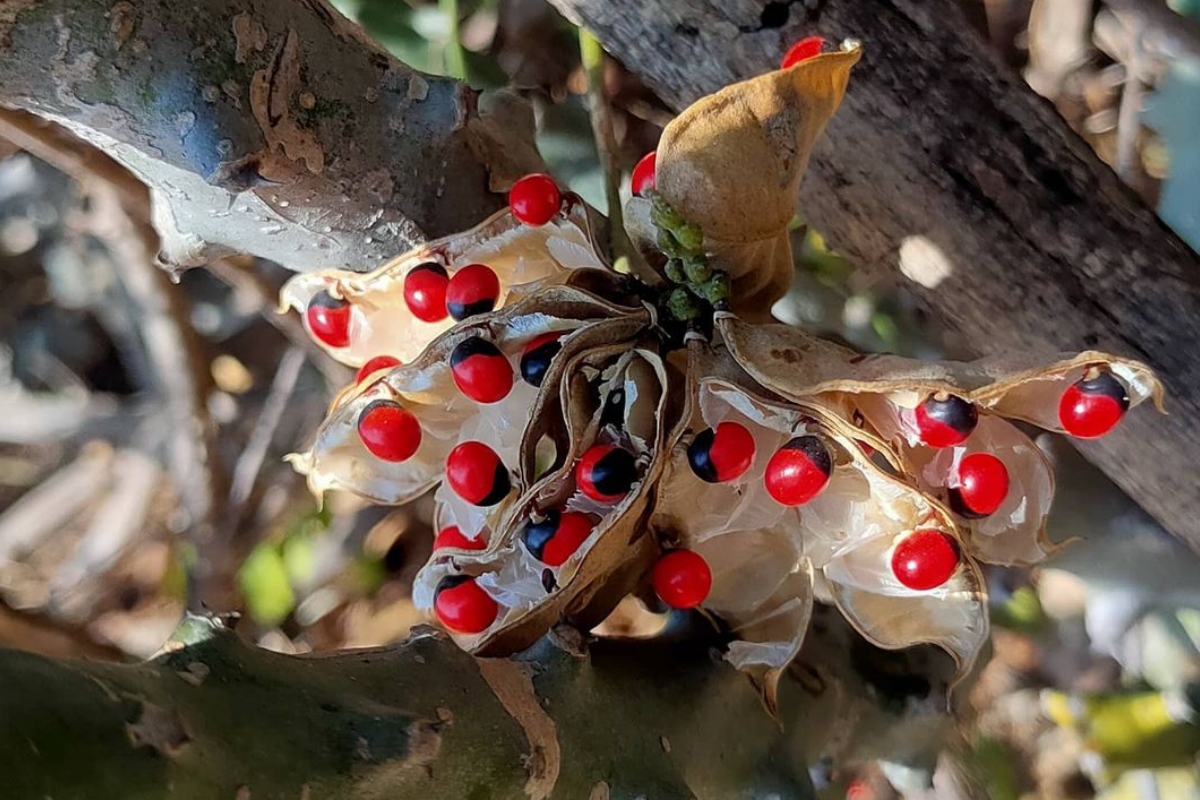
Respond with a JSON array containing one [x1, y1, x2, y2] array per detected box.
[[0, 0, 542, 271], [0, 614, 959, 799], [549, 0, 1200, 550]]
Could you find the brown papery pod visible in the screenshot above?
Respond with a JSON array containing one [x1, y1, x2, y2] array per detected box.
[[717, 316, 1164, 430], [279, 195, 610, 365], [625, 45, 860, 317], [412, 344, 677, 656], [288, 287, 640, 506]]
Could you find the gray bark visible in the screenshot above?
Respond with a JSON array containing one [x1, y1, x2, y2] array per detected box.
[[0, 0, 543, 271], [547, 0, 1200, 551]]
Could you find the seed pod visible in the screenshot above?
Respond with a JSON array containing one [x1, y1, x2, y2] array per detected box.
[[446, 441, 511, 506], [446, 264, 501, 321], [305, 291, 351, 348], [509, 173, 562, 227], [576, 444, 638, 502], [519, 332, 565, 388], [915, 394, 978, 448], [520, 510, 595, 567], [451, 336, 513, 404], [687, 421, 755, 483], [403, 262, 450, 323], [434, 576, 498, 633], [355, 355, 402, 385], [434, 526, 487, 552], [1059, 369, 1129, 439], [891, 530, 960, 591], [764, 435, 832, 506], [357, 400, 421, 463]]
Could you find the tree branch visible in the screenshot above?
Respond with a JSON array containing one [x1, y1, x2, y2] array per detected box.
[[549, 0, 1200, 550], [0, 0, 542, 271]]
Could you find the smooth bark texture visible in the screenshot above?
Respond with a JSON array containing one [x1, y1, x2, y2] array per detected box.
[[0, 615, 957, 799], [548, 0, 1200, 550], [0, 0, 542, 270]]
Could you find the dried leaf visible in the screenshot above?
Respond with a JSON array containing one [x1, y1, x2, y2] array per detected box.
[[624, 47, 860, 315]]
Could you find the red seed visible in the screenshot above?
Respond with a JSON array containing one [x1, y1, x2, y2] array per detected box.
[[764, 435, 832, 506], [433, 526, 487, 552], [914, 394, 978, 448], [305, 291, 352, 348], [652, 550, 712, 609], [520, 511, 594, 567], [952, 453, 1010, 517], [445, 441, 511, 506], [403, 263, 450, 323], [687, 421, 756, 483], [575, 444, 638, 502], [355, 355, 402, 385], [1058, 370, 1130, 439], [780, 36, 825, 69], [891, 530, 960, 591], [509, 173, 562, 227], [446, 264, 501, 321], [450, 337, 513, 404], [357, 400, 421, 462], [631, 151, 657, 196], [434, 576, 498, 633]]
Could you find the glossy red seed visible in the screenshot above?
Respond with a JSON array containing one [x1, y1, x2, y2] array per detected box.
[[780, 35, 824, 69], [305, 292, 352, 348], [446, 441, 511, 506], [575, 444, 638, 502], [914, 394, 978, 448], [403, 263, 450, 323], [521, 511, 594, 567], [687, 421, 755, 483], [434, 576, 498, 634], [357, 400, 421, 462], [652, 550, 712, 609], [434, 526, 487, 552], [509, 173, 561, 227], [1058, 371, 1130, 439], [891, 530, 960, 591], [355, 355, 402, 385], [450, 337, 513, 403], [764, 435, 832, 506], [954, 453, 1010, 517], [631, 151, 657, 196], [446, 264, 501, 321]]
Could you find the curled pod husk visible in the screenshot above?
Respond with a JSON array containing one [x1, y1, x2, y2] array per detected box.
[[624, 45, 860, 318], [653, 344, 986, 706], [717, 314, 1163, 566], [288, 287, 644, 506], [280, 195, 610, 365], [412, 343, 681, 655]]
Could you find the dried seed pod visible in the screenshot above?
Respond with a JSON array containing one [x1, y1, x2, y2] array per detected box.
[[280, 196, 608, 365], [624, 46, 861, 317]]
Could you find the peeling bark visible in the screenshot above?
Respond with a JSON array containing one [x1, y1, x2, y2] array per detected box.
[[0, 0, 543, 271], [0, 612, 960, 799], [547, 0, 1200, 551]]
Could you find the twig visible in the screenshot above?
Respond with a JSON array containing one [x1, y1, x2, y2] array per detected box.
[[578, 28, 632, 262], [0, 444, 114, 562], [48, 446, 161, 619], [227, 346, 306, 524]]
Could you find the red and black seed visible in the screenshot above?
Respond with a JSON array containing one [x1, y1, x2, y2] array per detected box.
[[519, 332, 565, 387], [914, 393, 978, 448]]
